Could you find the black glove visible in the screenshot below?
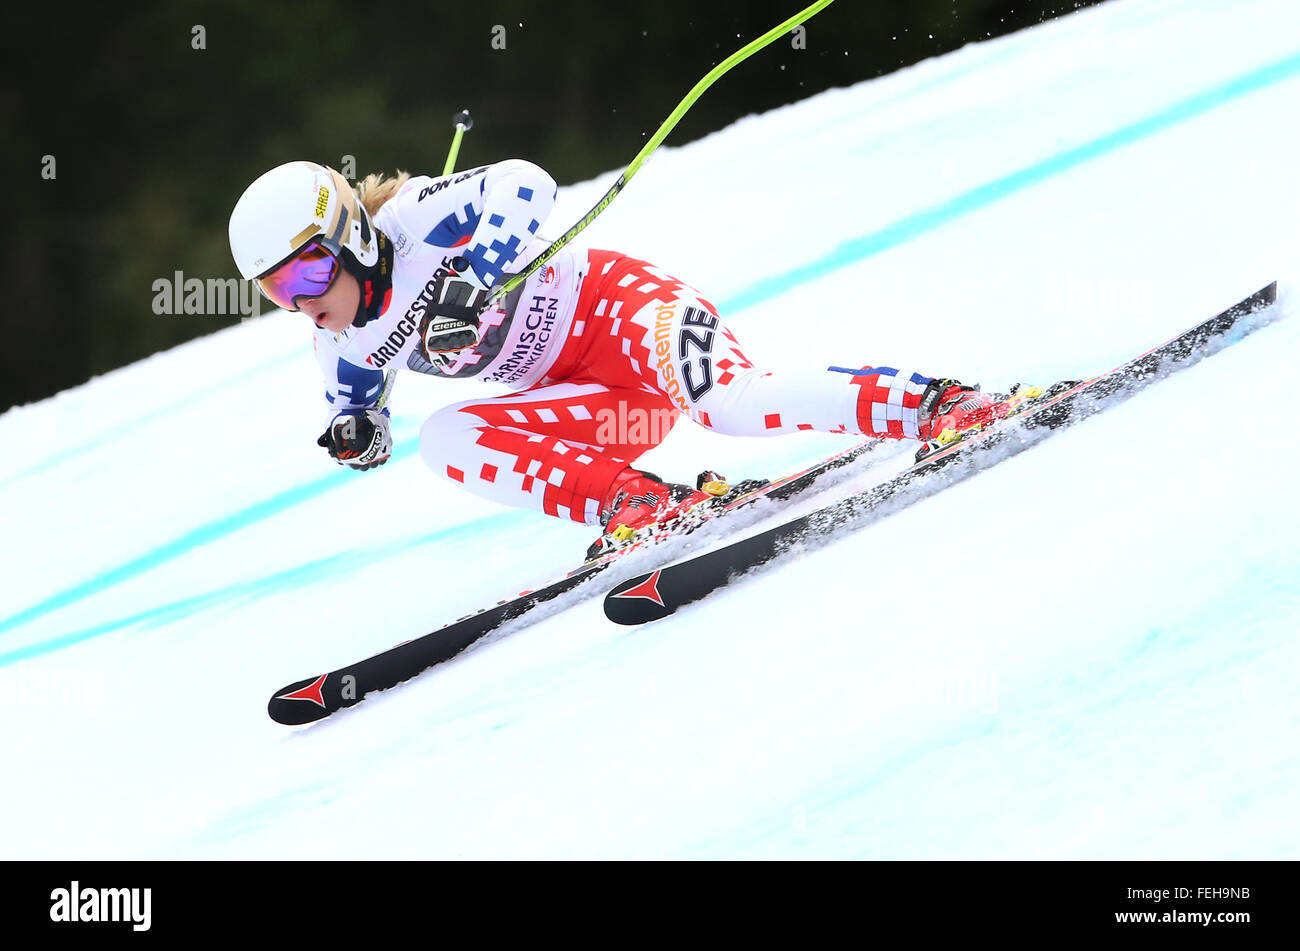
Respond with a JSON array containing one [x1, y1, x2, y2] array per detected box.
[[317, 409, 392, 471], [418, 256, 492, 361]]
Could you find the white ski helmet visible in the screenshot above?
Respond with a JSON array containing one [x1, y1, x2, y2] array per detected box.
[[229, 160, 379, 289]]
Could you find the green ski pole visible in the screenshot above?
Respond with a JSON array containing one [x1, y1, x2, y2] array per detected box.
[[485, 0, 837, 308], [443, 110, 473, 175]]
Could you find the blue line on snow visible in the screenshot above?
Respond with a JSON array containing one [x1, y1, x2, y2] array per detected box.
[[5, 47, 1299, 640], [718, 48, 1300, 315], [0, 514, 520, 668], [0, 438, 408, 637], [0, 348, 300, 489]]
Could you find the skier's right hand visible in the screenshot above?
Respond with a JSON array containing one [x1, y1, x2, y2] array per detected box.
[[317, 409, 392, 471], [418, 257, 494, 368]]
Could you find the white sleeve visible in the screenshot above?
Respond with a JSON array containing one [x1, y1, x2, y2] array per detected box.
[[385, 159, 559, 290], [313, 331, 392, 423]]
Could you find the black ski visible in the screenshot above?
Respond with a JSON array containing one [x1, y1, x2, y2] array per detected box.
[[268, 436, 882, 724], [604, 282, 1279, 625]]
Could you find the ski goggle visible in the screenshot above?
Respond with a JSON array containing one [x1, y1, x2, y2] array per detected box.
[[256, 241, 340, 312]]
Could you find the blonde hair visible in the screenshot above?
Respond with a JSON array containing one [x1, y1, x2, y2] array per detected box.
[[355, 170, 411, 217]]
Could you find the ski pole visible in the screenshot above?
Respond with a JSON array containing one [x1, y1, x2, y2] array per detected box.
[[443, 110, 473, 175], [485, 0, 837, 307]]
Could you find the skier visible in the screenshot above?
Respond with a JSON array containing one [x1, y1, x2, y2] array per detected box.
[[229, 159, 1026, 558]]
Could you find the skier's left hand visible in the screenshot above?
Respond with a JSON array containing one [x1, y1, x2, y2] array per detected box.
[[317, 409, 392, 471]]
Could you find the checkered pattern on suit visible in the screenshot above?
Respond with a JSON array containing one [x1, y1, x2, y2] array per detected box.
[[420, 382, 678, 524], [418, 251, 936, 524]]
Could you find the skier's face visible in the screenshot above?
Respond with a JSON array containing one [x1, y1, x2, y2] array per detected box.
[[296, 269, 359, 333]]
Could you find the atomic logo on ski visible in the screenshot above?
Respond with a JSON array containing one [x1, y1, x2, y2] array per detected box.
[[275, 674, 328, 708], [609, 569, 666, 606]]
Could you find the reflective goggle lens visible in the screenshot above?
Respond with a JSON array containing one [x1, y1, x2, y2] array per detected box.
[[256, 242, 340, 311]]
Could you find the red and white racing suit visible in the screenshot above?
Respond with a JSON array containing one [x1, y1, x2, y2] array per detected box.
[[314, 160, 936, 525]]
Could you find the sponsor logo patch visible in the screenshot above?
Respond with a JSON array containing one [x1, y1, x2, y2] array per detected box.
[[417, 166, 489, 201], [392, 229, 414, 260]]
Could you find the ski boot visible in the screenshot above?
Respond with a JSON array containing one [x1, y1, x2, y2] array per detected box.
[[585, 468, 733, 561], [914, 379, 1050, 462]]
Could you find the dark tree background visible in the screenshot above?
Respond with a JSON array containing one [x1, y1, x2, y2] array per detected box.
[[5, 0, 1100, 411]]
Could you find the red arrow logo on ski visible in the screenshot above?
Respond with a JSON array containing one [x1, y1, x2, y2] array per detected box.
[[276, 674, 328, 707], [612, 569, 666, 606]]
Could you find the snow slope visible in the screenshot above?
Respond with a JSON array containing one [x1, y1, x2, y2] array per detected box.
[[3, 0, 1298, 858]]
